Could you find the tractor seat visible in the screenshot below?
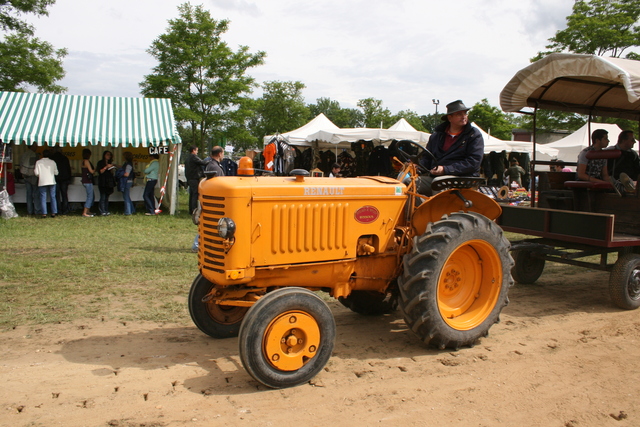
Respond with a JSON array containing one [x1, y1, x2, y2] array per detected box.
[[431, 176, 486, 191]]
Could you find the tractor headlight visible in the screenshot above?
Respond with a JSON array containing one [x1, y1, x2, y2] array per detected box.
[[217, 217, 236, 239]]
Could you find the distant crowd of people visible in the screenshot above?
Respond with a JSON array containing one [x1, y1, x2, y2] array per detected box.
[[18, 143, 161, 218]]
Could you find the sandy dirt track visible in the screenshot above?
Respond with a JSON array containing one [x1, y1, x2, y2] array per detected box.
[[2, 269, 640, 427]]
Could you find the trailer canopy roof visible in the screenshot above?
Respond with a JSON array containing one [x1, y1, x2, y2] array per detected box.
[[500, 53, 640, 120]]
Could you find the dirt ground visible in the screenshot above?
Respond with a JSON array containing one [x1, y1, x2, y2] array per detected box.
[[2, 268, 640, 427]]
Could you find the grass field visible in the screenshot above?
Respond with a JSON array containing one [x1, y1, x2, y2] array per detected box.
[[1, 190, 603, 330], [0, 190, 198, 329]]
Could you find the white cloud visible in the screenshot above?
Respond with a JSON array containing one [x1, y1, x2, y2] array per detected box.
[[25, 0, 576, 116]]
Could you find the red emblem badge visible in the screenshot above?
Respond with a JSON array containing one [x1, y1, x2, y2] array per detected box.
[[354, 205, 379, 224]]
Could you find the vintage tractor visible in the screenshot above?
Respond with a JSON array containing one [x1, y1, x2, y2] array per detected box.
[[190, 148, 513, 388]]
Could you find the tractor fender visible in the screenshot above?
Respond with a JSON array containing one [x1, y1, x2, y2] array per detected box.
[[411, 189, 502, 236]]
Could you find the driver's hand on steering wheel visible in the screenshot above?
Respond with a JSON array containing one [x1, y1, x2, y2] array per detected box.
[[430, 165, 445, 176]]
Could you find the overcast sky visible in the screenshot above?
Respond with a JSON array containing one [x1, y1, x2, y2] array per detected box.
[[25, 0, 575, 117]]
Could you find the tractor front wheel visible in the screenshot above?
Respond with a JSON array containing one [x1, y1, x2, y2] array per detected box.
[[238, 288, 335, 389], [398, 212, 513, 350], [609, 254, 640, 310], [188, 274, 248, 338]]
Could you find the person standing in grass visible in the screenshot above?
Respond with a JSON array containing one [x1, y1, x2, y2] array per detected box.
[[504, 158, 526, 187], [81, 148, 96, 217], [185, 145, 207, 215], [143, 154, 160, 215], [19, 142, 41, 216], [51, 145, 72, 215], [34, 149, 58, 218], [97, 150, 116, 216], [122, 151, 136, 216]]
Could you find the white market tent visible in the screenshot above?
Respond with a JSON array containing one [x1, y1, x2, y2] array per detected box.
[[388, 118, 418, 131], [263, 113, 340, 146], [543, 122, 623, 163], [471, 122, 559, 158], [306, 119, 431, 147], [0, 91, 183, 214]]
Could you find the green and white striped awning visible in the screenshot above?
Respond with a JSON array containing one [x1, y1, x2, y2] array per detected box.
[[0, 91, 182, 147]]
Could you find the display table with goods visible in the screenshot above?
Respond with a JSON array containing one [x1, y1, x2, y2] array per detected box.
[[10, 176, 145, 204]]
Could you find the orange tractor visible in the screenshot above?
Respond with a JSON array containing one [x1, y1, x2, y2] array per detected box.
[[190, 147, 513, 388]]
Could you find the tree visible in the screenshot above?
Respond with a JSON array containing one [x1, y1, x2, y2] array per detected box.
[[391, 110, 427, 132], [468, 99, 518, 140], [420, 113, 440, 133], [0, 0, 67, 93], [357, 98, 393, 128], [1, 0, 56, 33], [534, 0, 640, 60], [517, 110, 586, 134], [140, 3, 266, 149], [308, 97, 363, 127], [251, 80, 309, 139]]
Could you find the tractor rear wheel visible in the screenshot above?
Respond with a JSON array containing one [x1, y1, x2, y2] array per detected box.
[[338, 290, 397, 315], [239, 288, 336, 389], [511, 250, 545, 284], [188, 274, 248, 338], [609, 254, 640, 310], [398, 212, 513, 350]]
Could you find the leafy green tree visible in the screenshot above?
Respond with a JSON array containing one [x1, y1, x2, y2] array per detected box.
[[140, 3, 265, 150], [0, 0, 67, 93], [251, 80, 309, 138], [1, 0, 55, 33], [391, 110, 427, 132], [420, 113, 440, 133], [308, 97, 363, 127], [468, 99, 518, 140], [516, 110, 586, 133], [534, 0, 640, 60], [357, 98, 393, 128]]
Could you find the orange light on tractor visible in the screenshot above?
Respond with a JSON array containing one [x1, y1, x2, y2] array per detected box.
[[238, 156, 255, 176]]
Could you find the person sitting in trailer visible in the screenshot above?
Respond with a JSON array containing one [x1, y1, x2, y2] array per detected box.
[[416, 100, 484, 196], [607, 130, 640, 193], [576, 128, 611, 184]]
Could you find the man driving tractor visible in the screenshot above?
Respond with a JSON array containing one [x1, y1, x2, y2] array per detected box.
[[416, 100, 484, 196]]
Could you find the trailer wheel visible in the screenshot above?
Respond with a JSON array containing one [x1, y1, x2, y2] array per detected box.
[[609, 254, 640, 310], [511, 250, 545, 284], [338, 290, 397, 315], [188, 274, 248, 338], [398, 212, 513, 350], [239, 288, 336, 389]]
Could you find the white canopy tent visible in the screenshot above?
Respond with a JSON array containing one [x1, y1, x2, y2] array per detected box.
[[388, 118, 419, 131], [471, 123, 559, 158], [544, 122, 623, 163], [305, 121, 431, 147], [263, 113, 340, 146]]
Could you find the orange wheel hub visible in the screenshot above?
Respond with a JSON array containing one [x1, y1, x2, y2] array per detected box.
[[263, 310, 321, 371], [437, 239, 502, 330]]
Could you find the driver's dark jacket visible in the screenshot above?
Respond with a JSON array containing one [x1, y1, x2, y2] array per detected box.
[[420, 121, 484, 176]]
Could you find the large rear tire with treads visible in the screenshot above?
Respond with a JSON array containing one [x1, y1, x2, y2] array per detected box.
[[398, 212, 513, 350]]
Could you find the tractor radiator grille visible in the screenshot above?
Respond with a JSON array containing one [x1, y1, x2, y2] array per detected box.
[[200, 195, 225, 273], [270, 202, 349, 254]]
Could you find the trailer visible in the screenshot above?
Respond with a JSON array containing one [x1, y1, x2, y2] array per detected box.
[[498, 53, 640, 309]]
